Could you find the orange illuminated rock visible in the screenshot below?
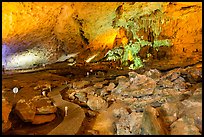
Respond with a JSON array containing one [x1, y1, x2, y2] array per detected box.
[[32, 114, 56, 125], [2, 2, 202, 70]]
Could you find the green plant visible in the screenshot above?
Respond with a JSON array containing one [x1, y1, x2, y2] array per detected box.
[[105, 5, 172, 70]]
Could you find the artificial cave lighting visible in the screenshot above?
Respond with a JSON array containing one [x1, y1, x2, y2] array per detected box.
[[3, 47, 49, 70], [2, 2, 202, 135]]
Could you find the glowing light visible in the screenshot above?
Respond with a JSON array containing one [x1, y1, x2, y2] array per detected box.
[[13, 87, 19, 94], [85, 53, 98, 63], [4, 47, 49, 70], [65, 106, 68, 116], [57, 52, 79, 62]]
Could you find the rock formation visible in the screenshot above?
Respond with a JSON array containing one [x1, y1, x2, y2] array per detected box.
[[2, 2, 202, 70]]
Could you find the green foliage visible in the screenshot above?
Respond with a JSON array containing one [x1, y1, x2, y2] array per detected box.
[[153, 39, 171, 48], [105, 4, 172, 70], [129, 56, 143, 70], [105, 47, 123, 61]]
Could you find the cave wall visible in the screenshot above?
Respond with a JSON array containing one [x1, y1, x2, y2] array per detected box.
[[2, 2, 202, 70]]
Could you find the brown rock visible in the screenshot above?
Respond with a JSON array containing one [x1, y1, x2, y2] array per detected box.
[[32, 114, 56, 124], [112, 76, 130, 95], [74, 92, 88, 103], [158, 79, 174, 88], [87, 95, 108, 111], [92, 101, 128, 135], [115, 112, 143, 135], [36, 106, 57, 114], [86, 110, 97, 117], [93, 80, 109, 89], [32, 95, 57, 114], [2, 98, 12, 124], [73, 80, 90, 89], [15, 99, 36, 122], [2, 98, 12, 133], [2, 120, 12, 133], [93, 82, 104, 89], [170, 117, 200, 135], [80, 86, 96, 95], [141, 106, 169, 135], [185, 65, 202, 83], [106, 82, 116, 91], [159, 102, 185, 125], [143, 69, 161, 80]]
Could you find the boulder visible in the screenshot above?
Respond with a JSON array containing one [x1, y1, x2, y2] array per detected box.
[[141, 106, 169, 135], [159, 102, 185, 125], [75, 92, 88, 103], [36, 106, 57, 115], [15, 99, 36, 122], [115, 112, 143, 135], [2, 98, 12, 133], [31, 95, 57, 114], [170, 117, 200, 135], [87, 95, 108, 111], [32, 114, 56, 125], [92, 101, 128, 135]]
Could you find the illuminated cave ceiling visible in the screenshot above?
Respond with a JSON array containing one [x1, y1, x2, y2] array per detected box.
[[2, 2, 202, 70]]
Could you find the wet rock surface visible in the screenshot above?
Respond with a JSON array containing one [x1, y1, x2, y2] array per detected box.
[[2, 62, 202, 135]]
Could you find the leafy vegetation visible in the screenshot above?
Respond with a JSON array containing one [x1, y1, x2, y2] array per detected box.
[[105, 4, 172, 70]]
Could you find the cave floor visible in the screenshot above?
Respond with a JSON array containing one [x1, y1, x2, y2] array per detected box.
[[2, 61, 202, 135], [2, 61, 132, 135]]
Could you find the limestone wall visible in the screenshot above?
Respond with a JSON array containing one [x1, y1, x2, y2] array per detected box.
[[2, 2, 202, 70]]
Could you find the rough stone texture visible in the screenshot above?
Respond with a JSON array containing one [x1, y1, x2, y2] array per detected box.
[[74, 92, 87, 103], [112, 72, 156, 98], [185, 63, 202, 83], [72, 80, 90, 89], [170, 117, 201, 135], [159, 102, 185, 126], [14, 95, 57, 123], [143, 69, 161, 80], [141, 106, 169, 135], [87, 95, 108, 111], [36, 106, 57, 115], [93, 82, 104, 89], [2, 2, 202, 70], [156, 2, 202, 70], [114, 111, 143, 135], [32, 114, 56, 125], [2, 120, 12, 133], [2, 98, 13, 133], [129, 73, 157, 97], [15, 99, 36, 122], [31, 95, 57, 114], [92, 101, 128, 135]]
